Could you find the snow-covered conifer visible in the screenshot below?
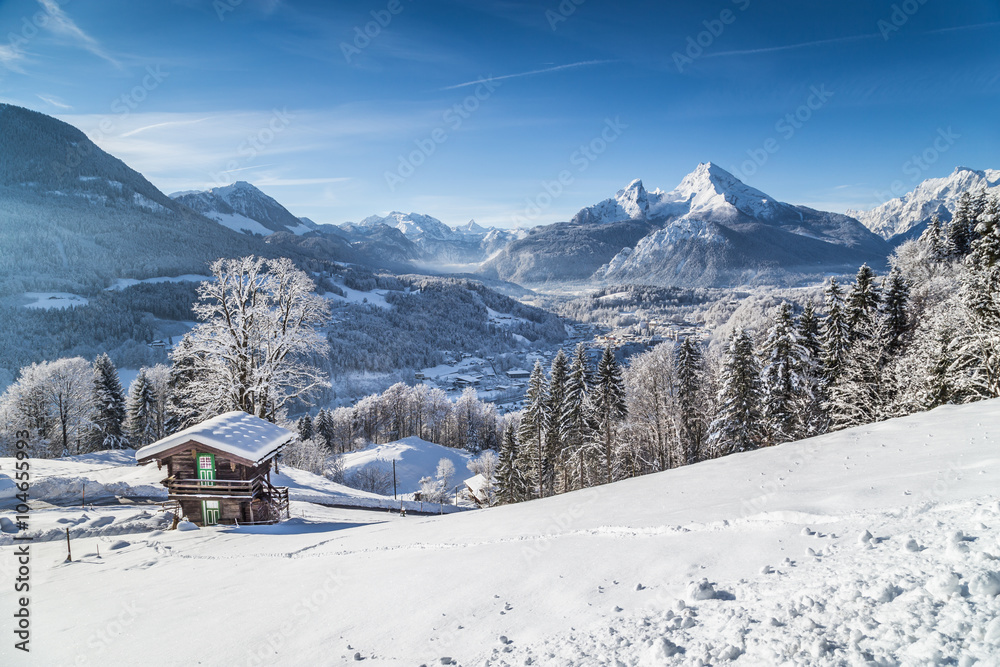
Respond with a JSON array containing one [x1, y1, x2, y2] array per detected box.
[[126, 368, 157, 448], [544, 349, 569, 494], [761, 303, 810, 446], [593, 345, 627, 485], [517, 361, 548, 498], [707, 330, 764, 456], [91, 353, 127, 450], [820, 278, 851, 385], [846, 264, 880, 334], [676, 336, 708, 465]]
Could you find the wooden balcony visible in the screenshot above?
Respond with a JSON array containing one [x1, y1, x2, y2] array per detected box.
[[165, 477, 265, 499]]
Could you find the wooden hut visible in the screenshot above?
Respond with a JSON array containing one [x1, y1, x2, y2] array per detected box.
[[136, 411, 294, 526]]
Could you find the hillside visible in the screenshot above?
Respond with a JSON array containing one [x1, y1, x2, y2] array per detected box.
[[4, 399, 999, 664], [0, 104, 276, 296]]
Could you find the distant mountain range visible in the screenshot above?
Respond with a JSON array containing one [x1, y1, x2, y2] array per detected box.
[[483, 163, 891, 287], [846, 167, 1000, 241], [1, 103, 994, 294]]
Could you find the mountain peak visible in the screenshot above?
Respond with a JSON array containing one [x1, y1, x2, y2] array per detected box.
[[455, 219, 488, 235], [356, 211, 456, 241], [172, 180, 310, 236], [658, 162, 787, 221]]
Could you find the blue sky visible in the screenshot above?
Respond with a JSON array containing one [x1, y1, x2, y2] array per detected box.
[[1, 0, 998, 228]]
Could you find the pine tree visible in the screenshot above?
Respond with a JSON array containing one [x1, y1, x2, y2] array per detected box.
[[827, 317, 894, 430], [821, 278, 851, 386], [796, 302, 827, 435], [297, 414, 314, 442], [946, 191, 976, 258], [126, 369, 157, 448], [761, 303, 809, 446], [593, 345, 626, 485], [919, 215, 947, 260], [166, 336, 203, 432], [846, 264, 880, 334], [675, 336, 707, 465], [314, 409, 335, 451], [881, 267, 911, 356], [497, 419, 527, 504], [707, 329, 764, 456], [91, 353, 127, 450], [561, 343, 593, 490], [544, 349, 570, 495], [517, 361, 548, 498], [957, 194, 1000, 397]]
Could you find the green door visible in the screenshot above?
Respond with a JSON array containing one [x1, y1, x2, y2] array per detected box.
[[197, 453, 216, 487], [201, 500, 220, 525]]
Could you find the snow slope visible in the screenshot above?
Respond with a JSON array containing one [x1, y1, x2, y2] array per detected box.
[[4, 400, 1000, 665], [342, 436, 474, 494]]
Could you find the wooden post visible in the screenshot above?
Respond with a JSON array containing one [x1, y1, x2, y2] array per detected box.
[[393, 460, 397, 499], [65, 528, 72, 563]]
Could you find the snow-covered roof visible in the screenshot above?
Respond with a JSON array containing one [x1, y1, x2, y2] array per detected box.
[[464, 474, 488, 503], [135, 411, 294, 464]]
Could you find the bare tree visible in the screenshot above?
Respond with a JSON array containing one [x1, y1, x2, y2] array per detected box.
[[172, 256, 331, 423], [3, 358, 94, 456]]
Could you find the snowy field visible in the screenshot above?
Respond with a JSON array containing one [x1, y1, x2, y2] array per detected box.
[[15, 292, 90, 309], [342, 436, 475, 495], [2, 400, 1000, 665]]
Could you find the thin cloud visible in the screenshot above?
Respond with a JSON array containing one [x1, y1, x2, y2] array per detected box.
[[440, 60, 615, 91], [707, 34, 878, 59], [708, 21, 1000, 59], [37, 94, 72, 109], [256, 177, 352, 186], [36, 0, 122, 69], [0, 43, 26, 73], [121, 117, 213, 138]]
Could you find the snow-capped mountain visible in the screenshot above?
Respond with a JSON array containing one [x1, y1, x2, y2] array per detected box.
[[574, 164, 793, 226], [355, 211, 458, 242], [171, 181, 313, 236], [484, 163, 891, 287], [345, 212, 521, 264], [455, 219, 489, 236], [847, 167, 1000, 240]]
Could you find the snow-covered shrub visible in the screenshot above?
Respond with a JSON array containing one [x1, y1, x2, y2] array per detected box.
[[345, 461, 394, 495]]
